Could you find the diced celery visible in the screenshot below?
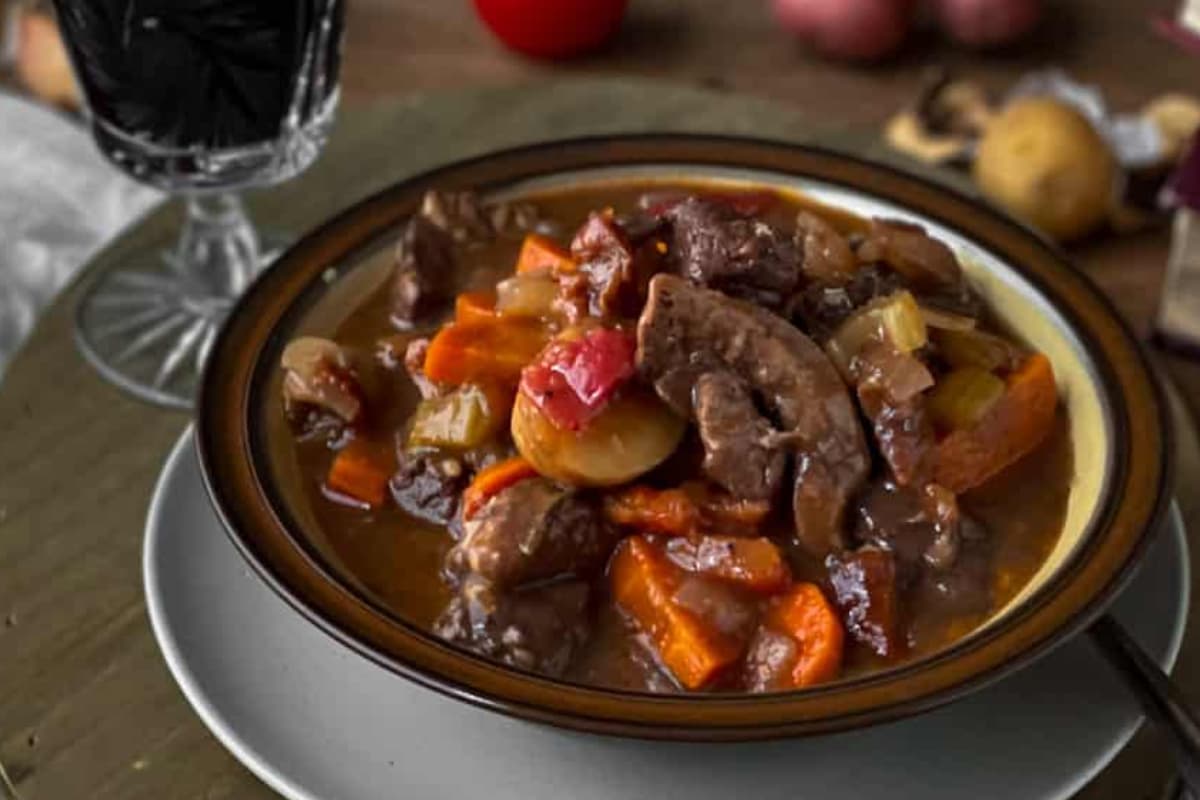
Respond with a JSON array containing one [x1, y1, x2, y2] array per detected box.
[[877, 291, 928, 353], [407, 384, 503, 449], [927, 367, 1006, 432], [935, 328, 1024, 373], [826, 290, 928, 377]]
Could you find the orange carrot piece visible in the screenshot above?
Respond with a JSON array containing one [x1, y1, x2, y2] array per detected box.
[[934, 353, 1058, 493], [665, 536, 792, 594], [604, 487, 701, 536], [603, 484, 770, 537], [326, 440, 392, 508], [515, 233, 577, 275], [423, 320, 547, 387], [455, 291, 501, 327], [611, 537, 745, 690], [763, 583, 845, 688], [461, 456, 539, 519]]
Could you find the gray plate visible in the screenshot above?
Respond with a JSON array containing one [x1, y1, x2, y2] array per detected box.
[[144, 430, 1189, 800]]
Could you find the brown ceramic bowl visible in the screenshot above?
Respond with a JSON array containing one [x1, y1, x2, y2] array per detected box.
[[196, 135, 1172, 740]]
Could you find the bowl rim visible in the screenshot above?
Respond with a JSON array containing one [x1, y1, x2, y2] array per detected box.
[[196, 134, 1173, 740]]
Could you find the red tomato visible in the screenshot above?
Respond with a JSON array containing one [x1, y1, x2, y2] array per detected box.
[[520, 328, 636, 431], [473, 0, 629, 59]]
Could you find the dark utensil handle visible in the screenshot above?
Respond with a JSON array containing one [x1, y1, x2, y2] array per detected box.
[[1088, 613, 1200, 795]]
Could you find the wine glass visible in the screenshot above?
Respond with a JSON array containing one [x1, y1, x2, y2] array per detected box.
[[50, 0, 345, 408]]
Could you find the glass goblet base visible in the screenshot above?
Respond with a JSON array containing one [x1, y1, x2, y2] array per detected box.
[[74, 194, 286, 409]]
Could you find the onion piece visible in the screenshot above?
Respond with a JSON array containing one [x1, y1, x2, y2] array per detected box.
[[920, 304, 978, 332]]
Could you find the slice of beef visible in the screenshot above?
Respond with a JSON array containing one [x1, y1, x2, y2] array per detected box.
[[636, 275, 870, 557], [389, 215, 456, 328], [827, 547, 902, 659], [663, 196, 800, 310], [389, 450, 467, 526], [434, 576, 591, 677], [852, 480, 961, 579], [693, 371, 787, 502], [795, 210, 857, 286], [445, 478, 619, 589]]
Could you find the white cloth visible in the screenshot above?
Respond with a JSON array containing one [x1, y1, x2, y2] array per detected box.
[[0, 91, 161, 377]]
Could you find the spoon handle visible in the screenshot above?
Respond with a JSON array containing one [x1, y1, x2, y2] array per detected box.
[[1088, 613, 1200, 795]]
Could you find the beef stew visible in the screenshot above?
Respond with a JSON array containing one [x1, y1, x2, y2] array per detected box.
[[281, 182, 1072, 693]]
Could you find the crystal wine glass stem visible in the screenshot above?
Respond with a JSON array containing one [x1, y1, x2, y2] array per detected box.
[[171, 193, 263, 298]]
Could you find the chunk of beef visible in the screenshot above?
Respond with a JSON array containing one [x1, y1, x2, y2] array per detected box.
[[789, 265, 905, 340], [281, 337, 365, 439], [856, 219, 963, 294], [445, 478, 619, 589], [827, 547, 902, 659], [693, 372, 787, 502], [390, 191, 544, 328], [434, 576, 590, 677], [419, 189, 494, 244], [859, 387, 935, 488], [570, 212, 633, 317], [390, 215, 456, 328], [795, 210, 857, 286], [664, 197, 800, 310], [636, 275, 870, 557], [389, 450, 466, 526], [852, 481, 961, 579]]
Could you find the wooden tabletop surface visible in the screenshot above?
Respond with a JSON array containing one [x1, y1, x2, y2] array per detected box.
[[3, 1, 1200, 798]]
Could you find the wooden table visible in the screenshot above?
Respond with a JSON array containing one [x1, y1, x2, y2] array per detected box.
[[3, 2, 1200, 798]]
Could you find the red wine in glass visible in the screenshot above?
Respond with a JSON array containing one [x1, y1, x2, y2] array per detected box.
[[52, 0, 344, 407]]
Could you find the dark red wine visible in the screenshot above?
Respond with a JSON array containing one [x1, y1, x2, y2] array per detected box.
[[53, 0, 343, 151]]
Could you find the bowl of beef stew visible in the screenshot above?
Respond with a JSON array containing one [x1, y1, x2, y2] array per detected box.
[[197, 136, 1171, 739]]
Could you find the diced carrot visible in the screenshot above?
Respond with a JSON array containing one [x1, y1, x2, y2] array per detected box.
[[762, 583, 845, 688], [515, 233, 577, 275], [455, 291, 501, 327], [702, 492, 773, 530], [934, 353, 1058, 493], [604, 487, 701, 536], [423, 320, 548, 387], [665, 536, 792, 594], [610, 537, 746, 690], [602, 484, 770, 537], [462, 456, 538, 519], [325, 440, 392, 508]]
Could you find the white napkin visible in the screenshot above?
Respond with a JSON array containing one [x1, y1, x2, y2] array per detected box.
[[0, 91, 161, 378]]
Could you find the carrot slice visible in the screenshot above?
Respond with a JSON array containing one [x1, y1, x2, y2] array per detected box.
[[326, 440, 392, 508], [604, 487, 701, 536], [611, 536, 745, 690], [665, 536, 792, 594], [455, 291, 501, 327], [515, 233, 577, 275], [934, 353, 1058, 493], [762, 583, 845, 688], [602, 484, 770, 537], [423, 320, 548, 387], [461, 456, 538, 519]]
